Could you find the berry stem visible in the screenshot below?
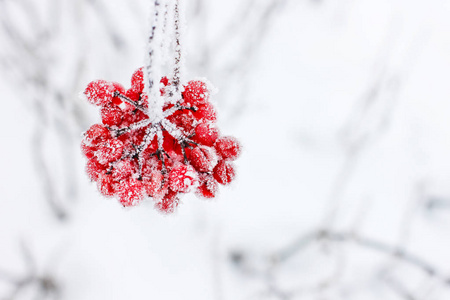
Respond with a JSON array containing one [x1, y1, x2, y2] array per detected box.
[[145, 0, 165, 123], [160, 1, 170, 64], [156, 128, 168, 174], [111, 118, 152, 137], [172, 0, 183, 93], [146, 0, 160, 94], [161, 119, 197, 163], [114, 92, 147, 113], [136, 126, 158, 179]]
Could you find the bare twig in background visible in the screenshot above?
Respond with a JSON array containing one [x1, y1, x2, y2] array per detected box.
[[274, 230, 449, 283], [230, 229, 450, 299], [426, 198, 450, 211], [189, 0, 296, 121], [382, 273, 417, 300], [322, 26, 429, 228], [0, 242, 61, 300]]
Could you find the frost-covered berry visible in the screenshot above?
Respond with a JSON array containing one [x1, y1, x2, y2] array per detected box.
[[182, 80, 209, 106], [196, 175, 218, 199], [213, 160, 236, 185], [193, 102, 216, 122], [168, 110, 196, 134], [125, 87, 140, 102], [111, 82, 126, 105], [97, 174, 116, 196], [112, 159, 134, 181], [95, 139, 124, 164], [215, 136, 241, 161], [117, 178, 144, 207], [101, 104, 123, 126], [169, 164, 198, 193], [189, 146, 217, 173], [84, 80, 115, 106], [81, 140, 95, 159], [130, 67, 144, 94], [142, 170, 166, 199], [84, 124, 111, 146], [86, 159, 105, 181], [155, 190, 179, 214], [193, 123, 219, 146], [160, 76, 170, 86]]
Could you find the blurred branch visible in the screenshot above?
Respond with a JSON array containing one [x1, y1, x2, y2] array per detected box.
[[230, 228, 450, 299], [0, 242, 61, 300], [382, 274, 418, 300], [274, 230, 450, 287], [322, 26, 428, 228], [87, 0, 127, 51], [425, 198, 450, 211], [31, 121, 69, 221], [192, 0, 294, 121]]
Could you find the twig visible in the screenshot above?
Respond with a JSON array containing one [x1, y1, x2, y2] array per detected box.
[[275, 230, 450, 287], [114, 92, 148, 113], [0, 242, 61, 300], [383, 274, 417, 300], [172, 0, 182, 91]]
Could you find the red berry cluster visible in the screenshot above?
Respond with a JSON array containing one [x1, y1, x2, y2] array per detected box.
[[81, 67, 241, 213]]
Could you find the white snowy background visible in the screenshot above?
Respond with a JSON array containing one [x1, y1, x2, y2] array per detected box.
[[1, 0, 450, 299]]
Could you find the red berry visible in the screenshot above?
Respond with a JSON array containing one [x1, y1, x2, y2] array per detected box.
[[168, 110, 196, 134], [84, 124, 111, 146], [193, 123, 219, 146], [117, 178, 144, 207], [81, 140, 95, 159], [97, 174, 116, 196], [182, 80, 209, 106], [142, 170, 166, 199], [131, 67, 144, 94], [112, 159, 134, 181], [155, 190, 179, 214], [215, 136, 241, 160], [95, 139, 124, 164], [86, 158, 105, 181], [125, 88, 140, 101], [111, 82, 126, 106], [213, 160, 235, 185], [196, 175, 218, 199], [189, 146, 217, 172], [112, 82, 125, 93], [160, 77, 170, 86], [169, 164, 198, 193], [101, 104, 123, 126], [162, 131, 176, 153], [133, 110, 148, 123], [84, 80, 115, 106], [193, 102, 216, 122]]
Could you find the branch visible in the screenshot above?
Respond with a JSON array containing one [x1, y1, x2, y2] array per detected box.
[[145, 0, 161, 95], [0, 242, 61, 300], [172, 0, 182, 92], [114, 92, 148, 113], [274, 230, 450, 286], [110, 118, 152, 137]]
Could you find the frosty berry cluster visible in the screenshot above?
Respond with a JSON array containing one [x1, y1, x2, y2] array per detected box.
[[81, 67, 241, 213]]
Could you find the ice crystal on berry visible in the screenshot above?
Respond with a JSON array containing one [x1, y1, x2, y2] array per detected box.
[[81, 71, 241, 212]]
